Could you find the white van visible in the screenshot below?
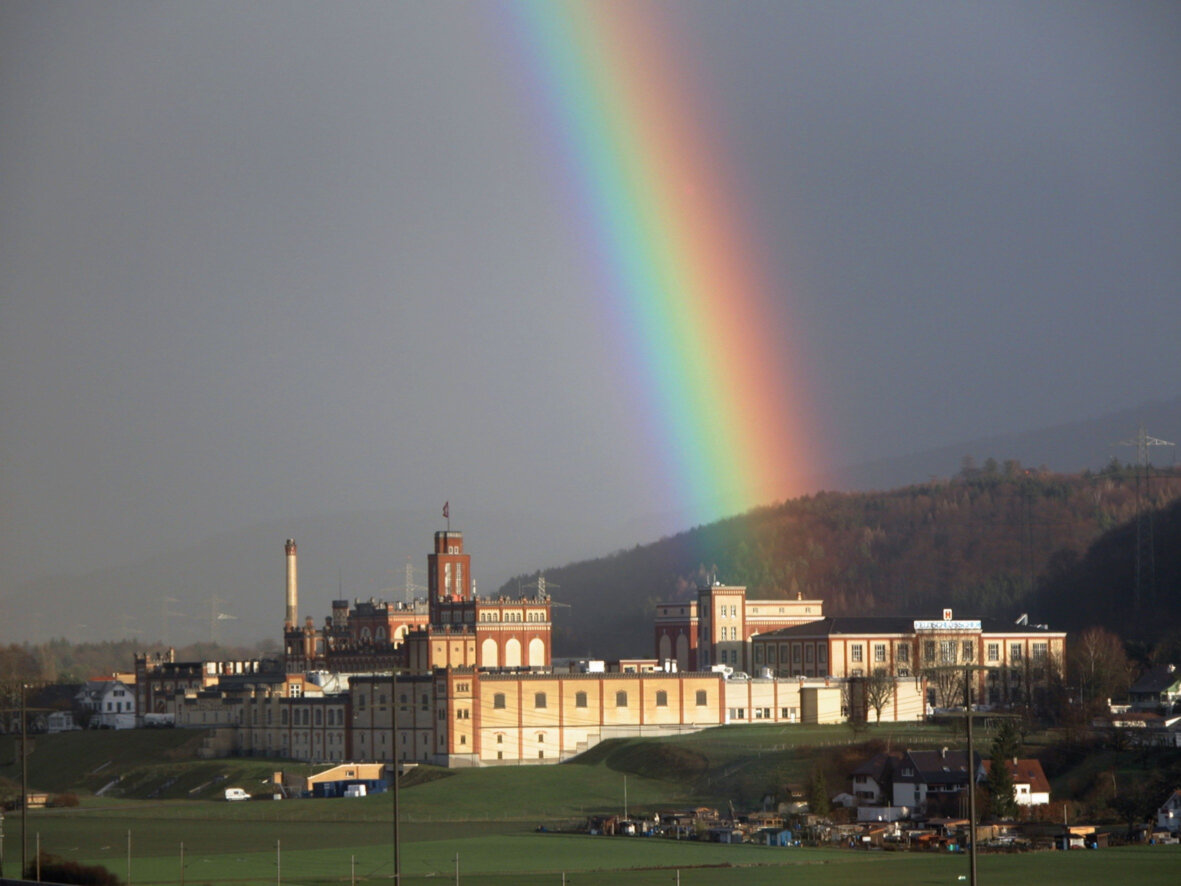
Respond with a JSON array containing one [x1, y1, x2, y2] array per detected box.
[[224, 788, 250, 801]]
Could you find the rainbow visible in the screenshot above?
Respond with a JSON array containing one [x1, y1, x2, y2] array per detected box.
[[499, 2, 819, 525]]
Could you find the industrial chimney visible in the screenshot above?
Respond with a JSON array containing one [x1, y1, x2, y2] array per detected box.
[[285, 539, 298, 629]]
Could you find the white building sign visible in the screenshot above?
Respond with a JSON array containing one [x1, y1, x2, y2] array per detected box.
[[913, 620, 982, 632]]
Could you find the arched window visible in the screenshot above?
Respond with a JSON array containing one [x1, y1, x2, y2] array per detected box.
[[616, 691, 628, 707], [575, 691, 588, 708], [655, 691, 668, 707], [493, 693, 506, 709], [535, 692, 547, 709]]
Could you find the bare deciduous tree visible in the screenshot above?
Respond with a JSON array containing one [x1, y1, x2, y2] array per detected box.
[[1070, 626, 1132, 707], [864, 669, 894, 723], [927, 666, 966, 710]]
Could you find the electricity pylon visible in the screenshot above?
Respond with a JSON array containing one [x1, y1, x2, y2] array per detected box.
[[1117, 423, 1175, 609]]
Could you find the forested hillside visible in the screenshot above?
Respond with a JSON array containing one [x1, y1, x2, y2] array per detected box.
[[502, 463, 1181, 660], [1033, 494, 1181, 647]]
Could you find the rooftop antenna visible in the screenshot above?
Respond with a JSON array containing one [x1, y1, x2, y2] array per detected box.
[[1117, 423, 1176, 610]]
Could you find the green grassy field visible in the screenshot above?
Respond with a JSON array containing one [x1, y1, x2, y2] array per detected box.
[[12, 808, 1180, 886], [4, 724, 1179, 885]]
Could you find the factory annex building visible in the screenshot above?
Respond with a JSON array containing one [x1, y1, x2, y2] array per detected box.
[[135, 527, 1060, 767]]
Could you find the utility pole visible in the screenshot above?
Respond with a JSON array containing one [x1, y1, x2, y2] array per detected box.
[[392, 670, 401, 886], [965, 667, 978, 886], [21, 685, 28, 876]]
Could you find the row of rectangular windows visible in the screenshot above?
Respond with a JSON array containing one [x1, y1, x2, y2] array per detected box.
[[755, 640, 1051, 666], [491, 690, 710, 709], [753, 644, 830, 664], [729, 707, 799, 720]]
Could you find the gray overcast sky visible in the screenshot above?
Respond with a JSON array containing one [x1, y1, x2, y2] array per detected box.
[[2, 1, 1179, 591]]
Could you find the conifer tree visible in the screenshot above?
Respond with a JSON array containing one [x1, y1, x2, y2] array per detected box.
[[808, 766, 831, 815], [986, 724, 1019, 819]]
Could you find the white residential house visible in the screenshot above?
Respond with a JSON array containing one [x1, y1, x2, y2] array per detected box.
[[1158, 789, 1181, 834], [77, 679, 137, 729], [1129, 664, 1181, 712], [979, 758, 1051, 806], [850, 752, 902, 805], [890, 748, 980, 816]]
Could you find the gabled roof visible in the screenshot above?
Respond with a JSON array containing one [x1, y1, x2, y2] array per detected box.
[[894, 749, 981, 786], [980, 758, 1051, 795], [851, 751, 903, 781], [1130, 664, 1181, 695], [76, 678, 129, 701], [1157, 788, 1181, 811]]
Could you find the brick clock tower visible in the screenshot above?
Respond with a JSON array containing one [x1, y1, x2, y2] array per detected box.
[[403, 526, 553, 671], [429, 531, 472, 602]]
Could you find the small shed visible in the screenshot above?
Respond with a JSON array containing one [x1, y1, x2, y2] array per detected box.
[[764, 828, 794, 846], [280, 763, 388, 798]]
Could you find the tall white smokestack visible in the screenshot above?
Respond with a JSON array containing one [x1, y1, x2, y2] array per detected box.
[[285, 539, 298, 628]]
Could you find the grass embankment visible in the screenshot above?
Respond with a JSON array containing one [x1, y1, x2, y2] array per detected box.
[[3, 721, 960, 808], [0, 729, 318, 800]]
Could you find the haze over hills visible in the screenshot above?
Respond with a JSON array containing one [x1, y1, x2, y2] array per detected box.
[[2, 396, 1178, 648], [837, 394, 1181, 492]]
